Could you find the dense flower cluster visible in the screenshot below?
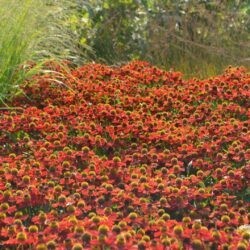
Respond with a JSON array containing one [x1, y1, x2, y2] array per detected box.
[[0, 61, 249, 249]]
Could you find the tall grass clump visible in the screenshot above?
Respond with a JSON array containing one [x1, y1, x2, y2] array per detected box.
[[0, 0, 40, 105], [0, 0, 89, 106]]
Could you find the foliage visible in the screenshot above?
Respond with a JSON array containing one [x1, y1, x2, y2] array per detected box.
[[0, 0, 90, 106], [0, 0, 41, 105], [67, 0, 250, 77]]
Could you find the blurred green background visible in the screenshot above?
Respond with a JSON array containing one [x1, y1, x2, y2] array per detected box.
[[67, 0, 250, 78]]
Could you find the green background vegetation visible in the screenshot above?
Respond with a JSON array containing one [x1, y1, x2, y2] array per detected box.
[[0, 0, 249, 104], [70, 0, 249, 76]]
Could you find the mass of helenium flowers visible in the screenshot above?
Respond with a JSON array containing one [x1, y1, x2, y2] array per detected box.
[[0, 61, 249, 250]]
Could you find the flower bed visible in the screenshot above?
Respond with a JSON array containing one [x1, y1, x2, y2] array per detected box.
[[0, 61, 249, 249]]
